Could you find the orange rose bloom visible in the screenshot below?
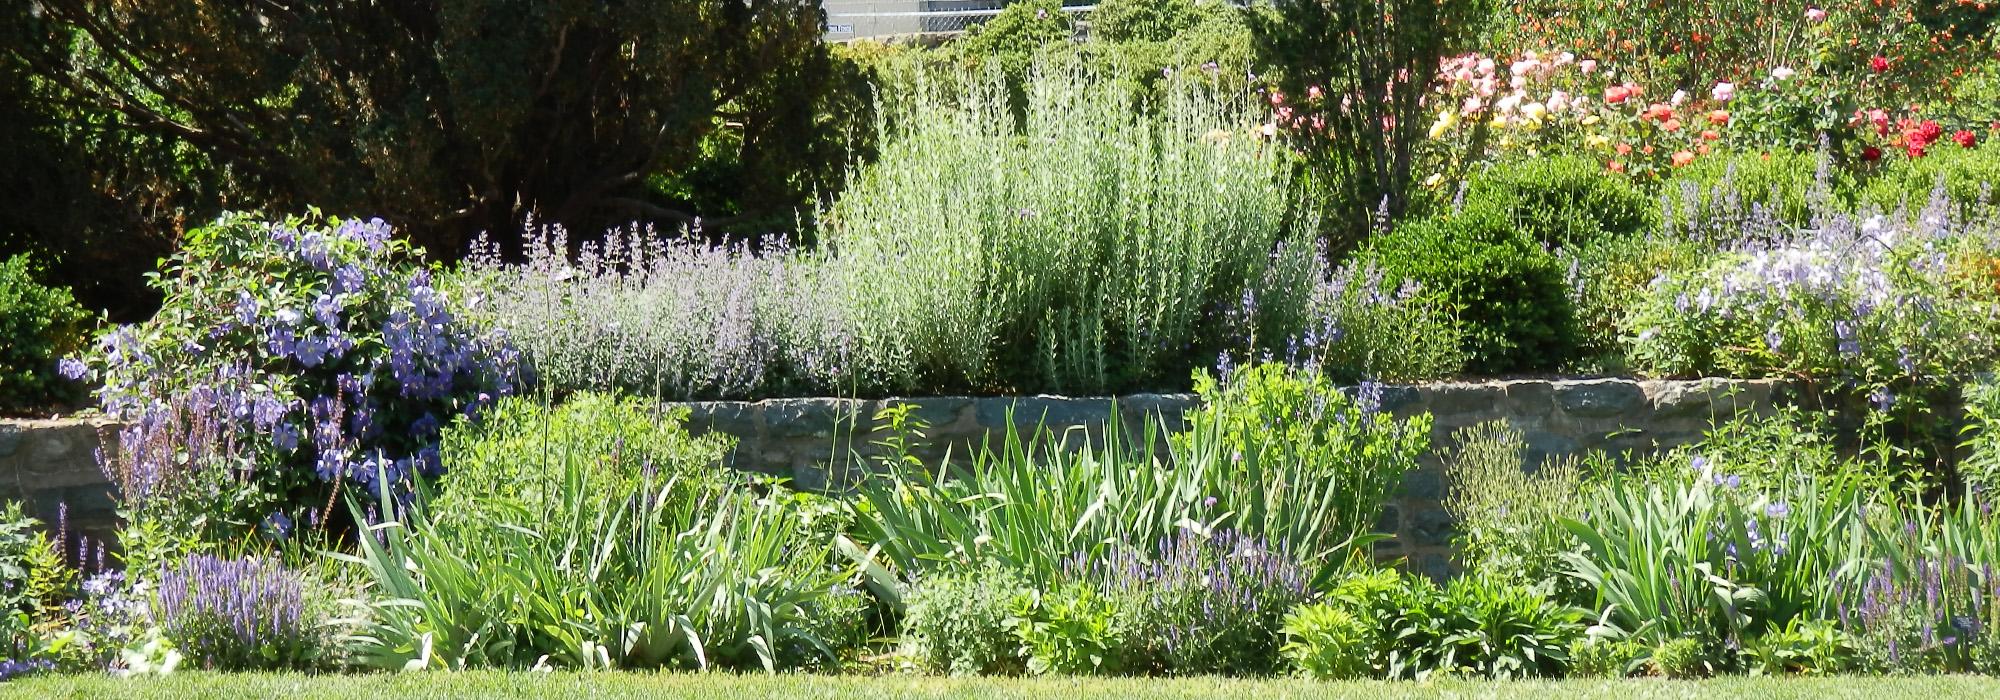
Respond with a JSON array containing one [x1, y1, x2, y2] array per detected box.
[[1608, 160, 1626, 173], [1708, 110, 1731, 125], [1662, 118, 1683, 132], [1701, 129, 1721, 141], [1671, 150, 1696, 167]]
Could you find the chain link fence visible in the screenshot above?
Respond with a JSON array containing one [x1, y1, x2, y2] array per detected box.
[[823, 1, 1097, 41]]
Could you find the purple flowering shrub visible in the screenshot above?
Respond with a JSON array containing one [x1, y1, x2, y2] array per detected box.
[[1626, 192, 2000, 397], [1078, 531, 1310, 675], [154, 554, 325, 670], [73, 212, 519, 545]]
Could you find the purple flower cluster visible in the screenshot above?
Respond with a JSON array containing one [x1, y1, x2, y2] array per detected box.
[[155, 555, 314, 670], [0, 658, 52, 681], [1075, 529, 1308, 674]]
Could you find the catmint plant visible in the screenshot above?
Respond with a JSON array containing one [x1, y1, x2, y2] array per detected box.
[[1078, 530, 1310, 675], [153, 555, 322, 670]]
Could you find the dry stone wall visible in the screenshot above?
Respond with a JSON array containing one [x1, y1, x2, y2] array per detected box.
[[0, 378, 1793, 576]]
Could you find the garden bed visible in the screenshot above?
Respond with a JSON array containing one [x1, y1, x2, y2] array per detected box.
[[7, 672, 1998, 700]]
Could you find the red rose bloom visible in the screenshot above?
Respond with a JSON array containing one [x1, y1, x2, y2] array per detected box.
[[1870, 55, 1890, 73], [1905, 120, 1944, 149], [1861, 146, 1883, 162], [1956, 130, 1979, 149]]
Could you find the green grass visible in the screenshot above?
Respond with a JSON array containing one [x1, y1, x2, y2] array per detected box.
[[6, 674, 2000, 700]]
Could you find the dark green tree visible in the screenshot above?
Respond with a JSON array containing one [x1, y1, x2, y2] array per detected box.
[[7, 0, 859, 260]]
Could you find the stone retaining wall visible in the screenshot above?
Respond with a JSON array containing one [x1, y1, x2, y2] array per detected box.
[[0, 418, 122, 549], [0, 378, 1793, 576], [681, 377, 1791, 578]]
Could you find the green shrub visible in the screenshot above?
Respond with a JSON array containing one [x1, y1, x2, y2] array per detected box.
[[1649, 637, 1710, 678], [1175, 363, 1433, 560], [1567, 637, 1645, 678], [1072, 2, 1257, 98], [1463, 155, 1657, 248], [1087, 0, 1204, 42], [1366, 203, 1580, 374], [1012, 581, 1130, 676], [1301, 569, 1577, 679], [1442, 422, 1585, 598], [1744, 619, 1858, 676], [0, 255, 89, 412], [901, 562, 1032, 676], [1428, 576, 1582, 679], [1281, 601, 1374, 679], [959, 0, 1074, 80], [1859, 140, 2000, 215], [344, 395, 848, 672], [434, 394, 732, 521]]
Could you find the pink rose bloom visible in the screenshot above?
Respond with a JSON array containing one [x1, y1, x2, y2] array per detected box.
[[1477, 57, 1496, 75], [1806, 7, 1827, 22], [1671, 89, 1689, 107], [1308, 86, 1324, 100], [1712, 82, 1735, 102], [1463, 95, 1487, 113], [1578, 59, 1598, 74], [1511, 59, 1539, 77], [1548, 89, 1571, 112], [1511, 75, 1528, 90], [1771, 66, 1796, 80], [1555, 52, 1576, 66]]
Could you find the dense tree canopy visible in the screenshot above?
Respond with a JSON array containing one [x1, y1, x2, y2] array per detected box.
[[3, 0, 860, 269]]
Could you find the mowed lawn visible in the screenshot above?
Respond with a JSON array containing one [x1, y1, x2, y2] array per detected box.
[[6, 674, 1999, 700]]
